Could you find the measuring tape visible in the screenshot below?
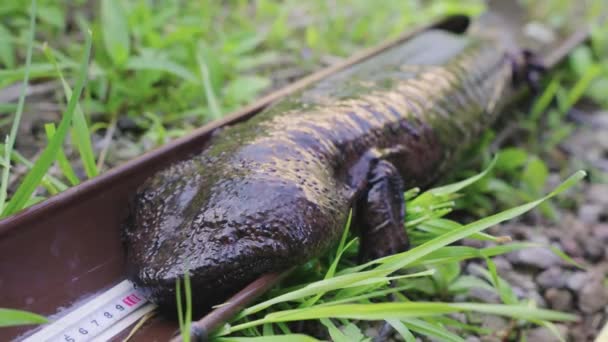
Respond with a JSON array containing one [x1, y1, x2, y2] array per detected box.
[[22, 280, 157, 342]]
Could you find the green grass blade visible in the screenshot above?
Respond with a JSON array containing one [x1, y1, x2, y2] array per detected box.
[[176, 278, 184, 337], [240, 269, 388, 317], [44, 124, 80, 186], [402, 318, 464, 342], [427, 156, 496, 196], [0, 308, 47, 328], [563, 65, 602, 111], [184, 271, 192, 342], [7, 148, 68, 192], [43, 44, 98, 178], [196, 52, 222, 120], [216, 335, 319, 342], [530, 77, 561, 122], [386, 318, 416, 342], [2, 29, 92, 216], [319, 318, 349, 342], [231, 302, 574, 332], [318, 283, 415, 307], [0, 145, 68, 194], [302, 212, 356, 307], [450, 303, 576, 321], [0, 0, 37, 214]]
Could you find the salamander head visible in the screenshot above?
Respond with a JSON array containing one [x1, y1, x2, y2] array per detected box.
[[124, 156, 344, 314]]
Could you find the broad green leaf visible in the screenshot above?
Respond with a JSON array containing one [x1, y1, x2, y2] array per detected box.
[[569, 46, 594, 78], [522, 157, 548, 194], [0, 24, 15, 68], [495, 148, 528, 172], [224, 76, 271, 105], [126, 55, 197, 82], [101, 0, 130, 65], [37, 4, 65, 29]]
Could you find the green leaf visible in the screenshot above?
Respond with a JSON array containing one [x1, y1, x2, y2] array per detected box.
[[0, 24, 15, 68], [224, 76, 271, 105], [522, 157, 548, 194], [101, 0, 130, 65], [569, 46, 594, 78], [0, 308, 47, 328], [2, 29, 92, 216], [37, 4, 65, 29], [126, 55, 197, 82], [495, 148, 528, 172]]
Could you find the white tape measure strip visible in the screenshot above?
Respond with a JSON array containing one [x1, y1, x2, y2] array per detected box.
[[23, 280, 157, 342]]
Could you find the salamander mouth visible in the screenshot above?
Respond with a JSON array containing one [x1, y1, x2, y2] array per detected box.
[[127, 251, 288, 317]]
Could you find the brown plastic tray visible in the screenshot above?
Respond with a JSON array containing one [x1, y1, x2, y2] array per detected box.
[[0, 13, 588, 341]]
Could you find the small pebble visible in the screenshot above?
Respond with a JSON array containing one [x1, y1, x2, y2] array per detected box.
[[468, 287, 501, 304], [524, 325, 568, 342], [578, 204, 604, 224], [583, 238, 605, 262], [588, 184, 608, 206], [567, 272, 591, 292], [511, 248, 561, 269], [492, 257, 512, 272], [578, 280, 608, 313], [536, 267, 568, 289], [481, 315, 509, 331], [501, 271, 536, 291], [528, 290, 547, 308], [544, 288, 573, 311], [560, 236, 582, 257], [592, 223, 608, 242]]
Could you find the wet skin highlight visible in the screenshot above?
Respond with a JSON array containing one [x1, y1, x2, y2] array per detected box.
[[124, 29, 516, 314]]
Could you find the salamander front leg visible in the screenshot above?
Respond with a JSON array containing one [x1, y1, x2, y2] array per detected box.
[[355, 159, 409, 262]]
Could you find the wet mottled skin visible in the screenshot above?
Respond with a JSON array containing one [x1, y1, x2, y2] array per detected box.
[[124, 29, 517, 314]]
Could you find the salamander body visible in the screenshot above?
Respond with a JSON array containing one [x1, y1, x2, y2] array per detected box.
[[124, 28, 518, 313]]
